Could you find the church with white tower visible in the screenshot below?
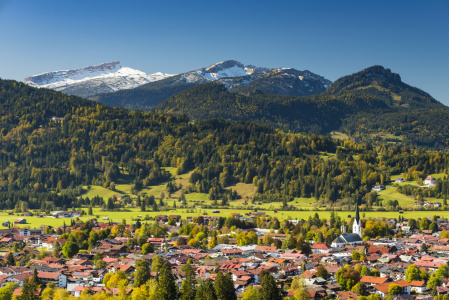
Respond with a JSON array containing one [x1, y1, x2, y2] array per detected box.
[[331, 202, 364, 247], [352, 202, 362, 237]]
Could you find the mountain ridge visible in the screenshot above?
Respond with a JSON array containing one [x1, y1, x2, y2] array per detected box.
[[23, 61, 174, 98], [47, 60, 332, 109]]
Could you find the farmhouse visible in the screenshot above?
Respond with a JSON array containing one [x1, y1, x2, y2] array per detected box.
[[424, 176, 437, 187], [372, 185, 385, 192]]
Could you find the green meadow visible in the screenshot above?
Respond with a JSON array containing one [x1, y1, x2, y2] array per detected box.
[[3, 165, 446, 230], [2, 207, 448, 230]]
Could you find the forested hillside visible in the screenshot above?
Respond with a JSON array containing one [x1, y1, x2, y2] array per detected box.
[[90, 79, 196, 111], [2, 78, 449, 214], [156, 66, 449, 149]]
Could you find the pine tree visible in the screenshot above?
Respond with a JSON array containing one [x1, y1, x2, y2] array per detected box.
[[214, 271, 236, 300], [20, 277, 39, 300], [260, 273, 282, 300], [180, 261, 196, 300], [134, 259, 151, 287], [151, 255, 164, 272], [195, 278, 217, 300], [53, 241, 61, 257], [156, 262, 178, 300], [88, 206, 93, 215], [6, 252, 14, 266], [420, 243, 428, 253], [31, 269, 41, 286], [107, 198, 114, 210]]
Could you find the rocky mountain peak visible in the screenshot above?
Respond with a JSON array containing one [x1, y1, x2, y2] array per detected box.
[[363, 65, 401, 82], [205, 60, 245, 73]]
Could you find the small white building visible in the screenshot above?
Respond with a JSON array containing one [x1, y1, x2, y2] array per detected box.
[[372, 185, 385, 192], [395, 178, 405, 183], [410, 281, 427, 293], [310, 243, 332, 254], [424, 176, 437, 187]]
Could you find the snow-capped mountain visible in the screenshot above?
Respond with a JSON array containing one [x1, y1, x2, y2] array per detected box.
[[175, 60, 271, 83], [217, 67, 332, 95], [25, 60, 332, 110], [23, 61, 174, 98], [157, 60, 331, 95]]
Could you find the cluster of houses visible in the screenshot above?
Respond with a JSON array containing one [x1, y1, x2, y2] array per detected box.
[[1, 207, 449, 299], [415, 202, 442, 208], [2, 211, 82, 229], [372, 176, 438, 193]]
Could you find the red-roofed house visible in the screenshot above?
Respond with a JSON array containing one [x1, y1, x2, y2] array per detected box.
[[410, 281, 427, 293], [220, 264, 243, 271], [254, 246, 277, 253], [13, 288, 41, 297], [311, 243, 332, 254], [374, 281, 411, 297], [38, 271, 67, 288], [221, 249, 243, 256], [360, 276, 389, 286]]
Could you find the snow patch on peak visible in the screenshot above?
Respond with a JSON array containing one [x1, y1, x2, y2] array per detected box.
[[23, 62, 175, 98], [179, 60, 270, 84], [24, 62, 122, 86], [205, 60, 245, 73]]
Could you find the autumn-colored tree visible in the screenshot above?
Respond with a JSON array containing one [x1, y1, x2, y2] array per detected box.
[[388, 284, 402, 295], [151, 255, 164, 272]]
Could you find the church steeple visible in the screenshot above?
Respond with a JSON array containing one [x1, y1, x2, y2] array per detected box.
[[355, 201, 360, 223], [353, 199, 362, 237]]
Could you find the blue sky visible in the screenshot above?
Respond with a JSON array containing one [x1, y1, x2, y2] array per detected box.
[[0, 0, 448, 103]]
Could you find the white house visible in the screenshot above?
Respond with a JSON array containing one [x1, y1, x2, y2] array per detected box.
[[38, 272, 67, 288], [374, 281, 411, 297], [424, 176, 437, 187], [311, 243, 333, 254], [372, 185, 385, 192], [410, 281, 427, 293]]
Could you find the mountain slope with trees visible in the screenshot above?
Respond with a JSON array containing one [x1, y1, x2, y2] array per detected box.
[[155, 66, 449, 149], [2, 78, 449, 215]]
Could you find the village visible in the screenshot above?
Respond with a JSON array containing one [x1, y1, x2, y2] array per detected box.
[[0, 204, 448, 300]]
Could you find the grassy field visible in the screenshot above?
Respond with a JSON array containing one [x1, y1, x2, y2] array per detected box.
[[376, 172, 447, 207], [3, 208, 449, 230], [319, 152, 336, 161], [82, 185, 125, 200], [330, 131, 350, 140], [37, 162, 449, 230], [430, 173, 447, 180], [377, 187, 418, 206], [79, 166, 447, 212]]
